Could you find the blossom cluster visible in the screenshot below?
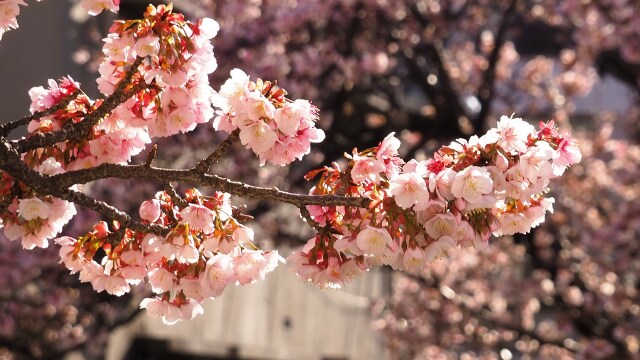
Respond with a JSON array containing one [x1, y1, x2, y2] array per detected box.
[[0, 159, 76, 250], [289, 116, 582, 289], [56, 189, 283, 324], [0, 3, 582, 327], [1, 4, 221, 249], [0, 78, 82, 249], [102, 4, 219, 138], [212, 69, 325, 165], [26, 4, 219, 170]]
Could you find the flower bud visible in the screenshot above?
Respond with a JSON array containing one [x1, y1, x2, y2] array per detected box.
[[495, 152, 509, 171], [140, 199, 162, 223]]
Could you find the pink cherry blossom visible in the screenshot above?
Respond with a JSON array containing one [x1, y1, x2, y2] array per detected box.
[[148, 268, 177, 294], [553, 135, 582, 176], [198, 18, 220, 39], [139, 298, 184, 325], [178, 300, 205, 321], [232, 225, 254, 244], [17, 197, 49, 221], [356, 226, 393, 256], [351, 154, 386, 184], [233, 249, 268, 285], [78, 261, 103, 284], [495, 115, 536, 153], [451, 166, 494, 204], [339, 258, 367, 283], [424, 213, 458, 240], [239, 120, 278, 154], [403, 246, 426, 272], [495, 213, 533, 236], [179, 204, 216, 233], [160, 234, 200, 264], [55, 236, 83, 273], [139, 199, 162, 223], [424, 236, 457, 262], [134, 35, 160, 58], [92, 274, 130, 296], [200, 253, 236, 297], [81, 0, 120, 16], [389, 172, 430, 210], [179, 278, 208, 302]]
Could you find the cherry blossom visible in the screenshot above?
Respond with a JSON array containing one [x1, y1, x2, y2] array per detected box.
[[80, 0, 119, 16], [0, 3, 581, 328], [289, 119, 580, 287], [213, 69, 325, 166], [451, 166, 494, 205]]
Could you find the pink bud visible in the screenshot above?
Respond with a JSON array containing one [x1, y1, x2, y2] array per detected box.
[[95, 221, 110, 238], [140, 199, 162, 223], [454, 198, 466, 211], [495, 152, 509, 171]]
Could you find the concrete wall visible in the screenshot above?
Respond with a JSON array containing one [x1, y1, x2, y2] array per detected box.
[[106, 250, 391, 360], [0, 1, 81, 137]]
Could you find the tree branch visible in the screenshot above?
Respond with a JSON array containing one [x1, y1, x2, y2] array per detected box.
[[1, 128, 369, 238], [164, 183, 188, 209], [0, 89, 80, 137], [13, 57, 147, 153], [0, 139, 168, 236], [50, 162, 370, 209], [194, 128, 240, 173], [299, 205, 323, 233]]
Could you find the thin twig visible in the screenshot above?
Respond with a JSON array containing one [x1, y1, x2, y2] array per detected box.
[[163, 183, 188, 209], [0, 90, 81, 137], [335, 163, 354, 196], [144, 144, 158, 168], [195, 128, 240, 173], [299, 205, 323, 233]]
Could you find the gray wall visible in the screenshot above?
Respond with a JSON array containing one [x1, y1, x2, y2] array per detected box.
[[0, 1, 79, 137]]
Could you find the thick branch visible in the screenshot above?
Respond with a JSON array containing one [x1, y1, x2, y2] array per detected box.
[[0, 140, 168, 236], [14, 57, 146, 153], [50, 163, 370, 208], [0, 90, 80, 137], [1, 131, 367, 238]]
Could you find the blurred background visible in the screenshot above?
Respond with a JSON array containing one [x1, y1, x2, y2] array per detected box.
[[0, 0, 639, 359]]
